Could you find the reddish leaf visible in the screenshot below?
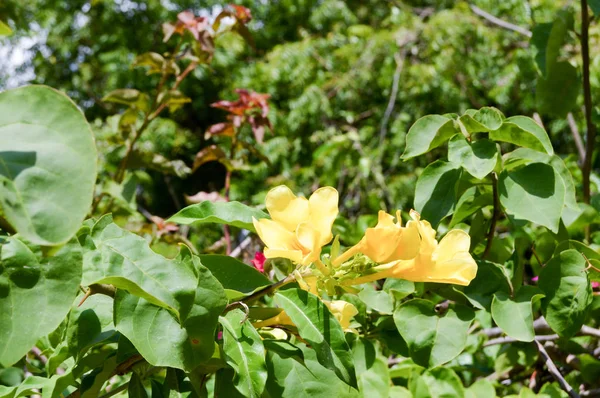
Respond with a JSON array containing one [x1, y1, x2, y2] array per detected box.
[[185, 191, 226, 204], [230, 5, 252, 23], [205, 122, 235, 139], [193, 145, 227, 171]]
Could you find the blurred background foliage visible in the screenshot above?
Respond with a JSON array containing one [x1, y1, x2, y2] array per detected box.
[[0, 0, 591, 249]]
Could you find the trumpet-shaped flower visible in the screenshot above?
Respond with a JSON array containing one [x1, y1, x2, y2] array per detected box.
[[333, 210, 420, 266], [344, 210, 477, 286], [253, 185, 338, 265]]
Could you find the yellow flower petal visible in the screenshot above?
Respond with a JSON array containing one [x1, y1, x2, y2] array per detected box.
[[264, 248, 303, 264], [253, 310, 294, 328], [308, 186, 339, 247], [296, 223, 321, 265], [265, 185, 310, 232], [253, 217, 296, 250], [355, 210, 421, 263], [324, 300, 358, 330]]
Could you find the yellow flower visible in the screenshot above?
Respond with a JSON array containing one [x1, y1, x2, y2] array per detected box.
[[332, 210, 420, 266], [324, 300, 359, 331], [253, 299, 358, 332], [253, 185, 338, 265], [344, 210, 477, 286]]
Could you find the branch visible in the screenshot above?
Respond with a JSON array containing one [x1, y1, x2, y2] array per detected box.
[[483, 334, 559, 347], [240, 274, 297, 304], [535, 340, 580, 398], [482, 317, 600, 339], [567, 112, 586, 162], [379, 49, 407, 148], [483, 172, 501, 259], [470, 5, 532, 37], [580, 0, 597, 209]]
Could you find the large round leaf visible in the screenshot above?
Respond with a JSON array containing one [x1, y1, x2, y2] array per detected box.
[[498, 162, 565, 233], [0, 237, 82, 367], [538, 249, 593, 337], [0, 85, 97, 245], [393, 299, 474, 368]]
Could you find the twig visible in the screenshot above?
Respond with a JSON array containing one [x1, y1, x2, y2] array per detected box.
[[79, 284, 116, 307], [379, 49, 407, 148], [29, 347, 48, 365], [482, 317, 551, 337], [240, 274, 297, 304], [230, 236, 252, 258], [66, 355, 144, 398], [483, 172, 501, 259], [580, 325, 600, 339], [535, 340, 580, 398], [99, 382, 129, 398], [484, 334, 559, 347], [581, 0, 597, 212], [567, 112, 586, 162], [533, 112, 545, 128], [470, 5, 532, 37]]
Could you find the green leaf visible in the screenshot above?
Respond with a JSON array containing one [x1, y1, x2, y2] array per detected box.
[[0, 85, 97, 245], [402, 115, 457, 160], [46, 293, 116, 373], [449, 187, 492, 228], [465, 379, 496, 398], [494, 342, 537, 374], [491, 286, 545, 342], [199, 254, 270, 300], [102, 88, 149, 111], [0, 237, 82, 367], [498, 163, 565, 233], [504, 148, 578, 210], [414, 160, 461, 227], [463, 260, 511, 310], [389, 386, 413, 398], [219, 309, 267, 398], [264, 342, 359, 398], [82, 214, 198, 316], [0, 21, 12, 36], [530, 11, 573, 75], [0, 372, 75, 398], [114, 248, 227, 371], [410, 368, 465, 398], [168, 201, 268, 232], [274, 289, 357, 388], [128, 373, 149, 398], [536, 61, 580, 117], [382, 279, 415, 302], [459, 107, 504, 133], [352, 338, 390, 398], [538, 249, 593, 337], [489, 116, 554, 155], [590, 0, 600, 15], [448, 135, 498, 179], [393, 299, 474, 368], [357, 284, 393, 314]]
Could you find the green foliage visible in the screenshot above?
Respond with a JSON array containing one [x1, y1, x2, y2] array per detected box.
[[2, 0, 600, 396], [538, 250, 593, 337], [168, 201, 268, 232], [274, 289, 357, 388], [0, 86, 96, 245], [0, 237, 82, 367], [393, 299, 475, 368]]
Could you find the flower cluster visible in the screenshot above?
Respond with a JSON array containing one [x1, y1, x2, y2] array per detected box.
[[253, 185, 477, 286], [251, 185, 477, 331]]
